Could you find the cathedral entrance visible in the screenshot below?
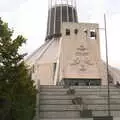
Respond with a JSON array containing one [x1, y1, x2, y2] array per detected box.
[[63, 78, 101, 86]]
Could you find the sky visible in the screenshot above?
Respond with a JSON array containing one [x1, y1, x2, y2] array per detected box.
[[0, 0, 120, 68]]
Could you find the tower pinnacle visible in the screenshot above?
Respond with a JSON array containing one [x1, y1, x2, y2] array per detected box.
[[46, 0, 78, 40], [48, 0, 77, 8]]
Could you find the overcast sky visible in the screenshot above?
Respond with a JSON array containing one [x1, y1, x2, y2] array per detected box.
[[0, 0, 120, 68]]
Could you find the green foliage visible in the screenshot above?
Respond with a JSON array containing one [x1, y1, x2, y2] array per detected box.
[[0, 18, 37, 120]]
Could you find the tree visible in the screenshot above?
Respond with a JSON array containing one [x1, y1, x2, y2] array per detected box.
[[0, 18, 36, 120]]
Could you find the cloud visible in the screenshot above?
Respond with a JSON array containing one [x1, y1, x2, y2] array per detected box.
[[105, 0, 120, 13], [0, 0, 28, 12], [0, 0, 120, 68], [77, 0, 105, 23], [107, 14, 120, 62], [15, 0, 48, 54]]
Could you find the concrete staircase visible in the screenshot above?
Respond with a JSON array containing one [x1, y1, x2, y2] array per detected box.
[[38, 85, 120, 120]]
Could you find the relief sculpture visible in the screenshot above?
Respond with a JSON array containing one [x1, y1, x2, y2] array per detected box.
[[70, 45, 94, 71]]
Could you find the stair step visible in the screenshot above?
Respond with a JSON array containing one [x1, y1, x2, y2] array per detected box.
[[38, 86, 120, 118], [93, 111, 120, 117], [39, 95, 120, 99], [40, 111, 120, 119], [40, 118, 93, 120], [40, 111, 120, 118], [39, 104, 120, 111], [40, 99, 120, 105], [40, 111, 81, 118], [40, 91, 120, 95], [38, 117, 120, 120], [40, 85, 116, 89], [40, 88, 120, 92]]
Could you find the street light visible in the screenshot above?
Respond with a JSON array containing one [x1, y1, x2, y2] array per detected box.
[[93, 14, 113, 120], [97, 14, 111, 117], [104, 14, 111, 117], [84, 14, 111, 117]]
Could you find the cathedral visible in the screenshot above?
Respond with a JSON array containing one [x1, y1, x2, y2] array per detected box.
[[25, 0, 120, 86]]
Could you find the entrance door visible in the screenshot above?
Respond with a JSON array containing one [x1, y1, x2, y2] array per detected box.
[[63, 79, 101, 86]]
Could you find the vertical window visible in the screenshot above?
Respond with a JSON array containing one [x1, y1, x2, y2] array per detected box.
[[66, 29, 70, 35], [53, 63, 57, 73], [53, 63, 57, 80], [90, 30, 96, 39], [74, 29, 78, 34]]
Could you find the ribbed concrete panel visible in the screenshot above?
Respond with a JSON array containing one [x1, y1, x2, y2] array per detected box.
[[37, 39, 59, 64], [47, 5, 78, 38], [25, 42, 47, 65]]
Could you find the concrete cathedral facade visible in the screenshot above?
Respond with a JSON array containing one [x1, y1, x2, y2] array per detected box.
[[25, 0, 120, 86]]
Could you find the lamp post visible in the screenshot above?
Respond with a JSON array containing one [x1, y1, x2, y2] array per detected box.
[[93, 14, 113, 120], [96, 14, 111, 117], [104, 14, 111, 117], [97, 14, 111, 117], [83, 12, 111, 118], [84, 14, 111, 117]]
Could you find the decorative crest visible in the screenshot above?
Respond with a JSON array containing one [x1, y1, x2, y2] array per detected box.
[[70, 45, 94, 71]]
